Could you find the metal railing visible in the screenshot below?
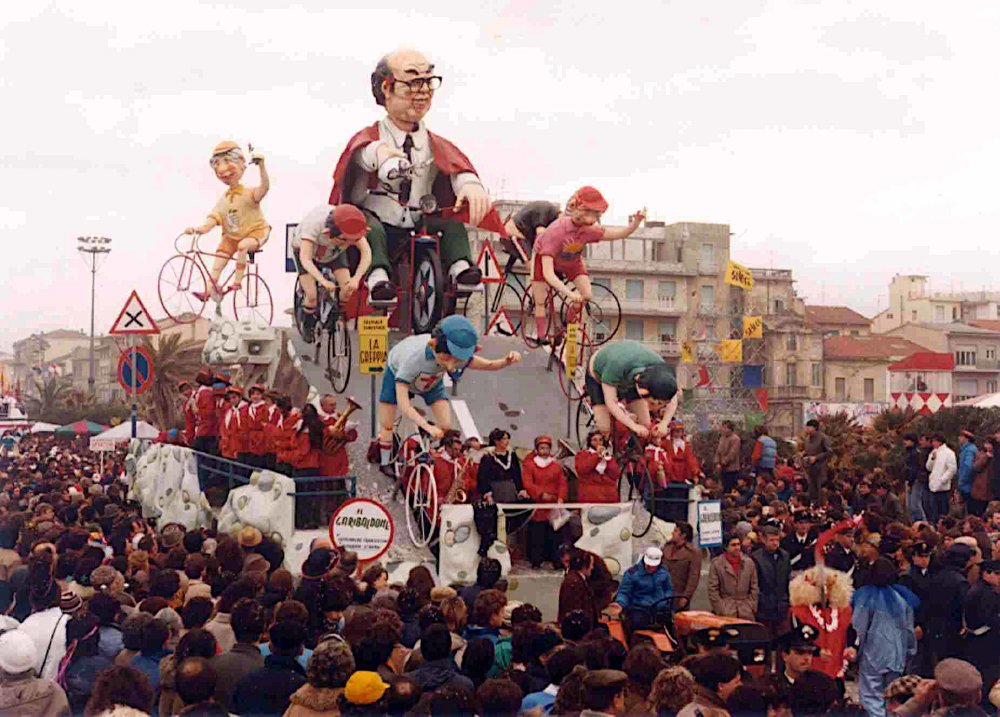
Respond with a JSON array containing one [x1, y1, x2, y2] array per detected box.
[[190, 449, 357, 502]]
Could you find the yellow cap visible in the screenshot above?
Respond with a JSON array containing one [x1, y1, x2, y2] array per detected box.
[[344, 671, 389, 705]]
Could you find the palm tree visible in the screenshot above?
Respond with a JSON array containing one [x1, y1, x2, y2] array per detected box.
[[26, 377, 71, 421], [140, 334, 203, 429]]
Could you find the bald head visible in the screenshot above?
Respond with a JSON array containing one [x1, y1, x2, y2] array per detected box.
[[372, 49, 437, 125]]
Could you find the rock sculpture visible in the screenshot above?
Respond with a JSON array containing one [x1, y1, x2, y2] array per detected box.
[[216, 469, 295, 547]]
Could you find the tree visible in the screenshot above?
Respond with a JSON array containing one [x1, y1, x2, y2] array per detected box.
[[140, 333, 203, 430], [26, 377, 71, 422]]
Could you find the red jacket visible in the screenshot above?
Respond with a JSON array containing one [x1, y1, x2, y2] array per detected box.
[[275, 411, 301, 466], [432, 452, 469, 506], [320, 413, 357, 477], [644, 445, 671, 489], [329, 123, 477, 207], [289, 429, 321, 470], [575, 449, 621, 503], [218, 405, 240, 459], [262, 405, 284, 456], [522, 453, 567, 522], [664, 439, 701, 484], [239, 402, 269, 456], [194, 386, 218, 438]]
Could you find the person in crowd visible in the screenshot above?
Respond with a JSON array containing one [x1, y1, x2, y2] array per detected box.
[[774, 624, 820, 690], [231, 620, 309, 716], [130, 616, 171, 691], [61, 612, 113, 714], [782, 509, 817, 573], [903, 433, 933, 523], [960, 558, 1000, 700], [803, 419, 832, 502], [158, 629, 218, 717], [927, 433, 958, 524], [708, 534, 759, 620], [899, 541, 934, 676], [173, 657, 227, 717], [751, 525, 791, 637], [970, 437, 994, 517], [714, 421, 741, 493], [522, 435, 570, 569], [404, 624, 473, 693], [892, 659, 984, 716], [209, 598, 265, 710], [574, 431, 621, 504], [621, 645, 666, 715], [751, 424, 777, 479], [663, 521, 701, 609], [679, 654, 743, 717], [648, 665, 696, 717], [607, 546, 674, 635], [285, 639, 356, 717], [923, 544, 972, 669], [557, 549, 598, 625], [83, 665, 155, 717], [957, 430, 979, 513], [0, 629, 71, 717], [459, 558, 501, 613], [519, 645, 582, 716]]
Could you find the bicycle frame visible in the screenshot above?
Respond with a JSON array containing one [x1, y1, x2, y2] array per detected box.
[[174, 232, 264, 296]]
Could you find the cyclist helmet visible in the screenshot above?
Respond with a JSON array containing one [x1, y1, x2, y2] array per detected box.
[[636, 363, 677, 401], [325, 205, 368, 243], [569, 185, 609, 213]]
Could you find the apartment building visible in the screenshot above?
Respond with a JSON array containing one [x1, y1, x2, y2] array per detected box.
[[886, 322, 1000, 402], [10, 330, 92, 389], [872, 275, 965, 333], [822, 335, 927, 403], [805, 306, 870, 337]]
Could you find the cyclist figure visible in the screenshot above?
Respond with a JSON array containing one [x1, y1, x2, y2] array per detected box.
[[587, 339, 679, 440], [185, 141, 271, 301], [374, 315, 521, 477], [292, 204, 373, 343], [501, 200, 561, 263], [529, 186, 645, 344]]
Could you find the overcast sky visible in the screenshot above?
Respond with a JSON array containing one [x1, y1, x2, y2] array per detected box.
[[3, 0, 1000, 351]]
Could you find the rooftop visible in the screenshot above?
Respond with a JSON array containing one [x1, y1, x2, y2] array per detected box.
[[888, 352, 955, 372], [824, 335, 927, 361], [806, 305, 869, 327], [968, 320, 1000, 333], [912, 322, 1000, 336]]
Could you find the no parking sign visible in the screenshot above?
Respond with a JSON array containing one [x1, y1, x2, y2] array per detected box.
[[118, 347, 154, 396]]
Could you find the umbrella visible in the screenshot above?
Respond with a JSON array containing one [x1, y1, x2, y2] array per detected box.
[[55, 420, 108, 436], [92, 421, 159, 441], [29, 422, 60, 434]]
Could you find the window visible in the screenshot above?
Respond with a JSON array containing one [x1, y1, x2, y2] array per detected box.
[[835, 377, 846, 400], [953, 307, 958, 319], [864, 378, 875, 402], [850, 330, 860, 336], [786, 362, 797, 387], [658, 280, 676, 304], [987, 347, 996, 361], [955, 345, 977, 367], [996, 305, 1000, 319], [812, 363, 822, 387], [956, 379, 978, 402], [988, 380, 998, 393], [625, 319, 644, 341], [911, 310, 917, 321], [704, 322, 717, 340], [887, 313, 894, 319], [773, 299, 785, 314], [591, 276, 612, 291], [658, 320, 677, 341], [786, 334, 797, 351], [935, 306, 945, 322], [700, 285, 714, 309], [700, 243, 714, 264], [625, 279, 644, 302]]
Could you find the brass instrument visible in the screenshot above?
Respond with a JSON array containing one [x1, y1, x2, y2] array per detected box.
[[322, 397, 362, 454], [555, 439, 577, 460], [443, 456, 468, 504]]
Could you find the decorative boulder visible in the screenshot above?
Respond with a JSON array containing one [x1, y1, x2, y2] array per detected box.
[[217, 469, 295, 547], [438, 504, 511, 586], [127, 443, 210, 530], [576, 502, 633, 579]]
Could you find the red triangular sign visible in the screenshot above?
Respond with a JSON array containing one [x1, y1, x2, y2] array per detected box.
[[475, 239, 506, 285], [109, 291, 160, 335]]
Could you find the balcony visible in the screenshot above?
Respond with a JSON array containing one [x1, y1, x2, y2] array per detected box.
[[585, 256, 693, 276], [954, 359, 1000, 373], [644, 339, 681, 357], [613, 295, 687, 316], [766, 385, 823, 400]]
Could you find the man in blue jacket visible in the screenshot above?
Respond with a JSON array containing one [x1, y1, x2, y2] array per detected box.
[[957, 430, 978, 510], [607, 546, 674, 635]]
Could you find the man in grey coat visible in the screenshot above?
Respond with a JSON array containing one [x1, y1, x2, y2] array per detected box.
[[802, 419, 831, 502]]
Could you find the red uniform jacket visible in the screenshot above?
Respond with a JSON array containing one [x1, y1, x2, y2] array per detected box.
[[274, 411, 300, 466], [329, 123, 478, 208], [183, 396, 197, 445], [290, 429, 321, 471], [219, 406, 237, 459], [522, 453, 568, 522], [320, 413, 357, 477], [262, 406, 284, 456], [791, 605, 852, 678], [664, 439, 701, 484], [432, 452, 468, 506], [644, 446, 671, 489], [194, 386, 219, 438], [575, 449, 621, 503], [239, 402, 269, 456]]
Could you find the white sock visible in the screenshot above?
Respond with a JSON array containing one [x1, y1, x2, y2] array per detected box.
[[449, 259, 471, 279], [367, 268, 389, 289], [379, 440, 392, 465]]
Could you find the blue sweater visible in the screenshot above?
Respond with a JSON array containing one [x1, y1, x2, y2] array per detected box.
[[614, 561, 673, 610]]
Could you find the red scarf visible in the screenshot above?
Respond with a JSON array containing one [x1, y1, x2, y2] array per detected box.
[[724, 551, 743, 575]]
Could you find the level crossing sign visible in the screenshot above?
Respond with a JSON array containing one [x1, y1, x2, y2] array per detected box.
[[118, 347, 154, 396], [109, 291, 160, 335]]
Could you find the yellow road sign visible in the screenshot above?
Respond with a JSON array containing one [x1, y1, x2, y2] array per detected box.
[[565, 322, 580, 376], [358, 316, 389, 374]]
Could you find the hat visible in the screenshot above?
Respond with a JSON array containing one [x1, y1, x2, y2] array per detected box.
[[431, 586, 457, 603], [60, 591, 83, 614], [344, 671, 389, 705], [982, 560, 1000, 574], [911, 541, 932, 556], [502, 600, 524, 626], [778, 624, 820, 654], [582, 669, 628, 691], [793, 510, 813, 523], [91, 566, 122, 591], [436, 315, 478, 361], [690, 627, 733, 650], [195, 368, 214, 386], [249, 383, 266, 395], [177, 380, 192, 390], [934, 658, 983, 695], [160, 523, 185, 549], [534, 435, 553, 449], [215, 372, 232, 386], [670, 421, 685, 432], [643, 546, 662, 567], [238, 526, 263, 548], [225, 386, 243, 397], [0, 630, 37, 675], [201, 538, 218, 556], [571, 186, 609, 213], [885, 674, 924, 701], [212, 140, 240, 157], [328, 205, 369, 242], [734, 521, 754, 539]]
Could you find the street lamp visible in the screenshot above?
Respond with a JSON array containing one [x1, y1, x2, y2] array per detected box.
[[77, 236, 112, 393]]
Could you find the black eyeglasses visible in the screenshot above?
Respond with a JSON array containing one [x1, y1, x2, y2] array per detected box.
[[391, 75, 443, 93]]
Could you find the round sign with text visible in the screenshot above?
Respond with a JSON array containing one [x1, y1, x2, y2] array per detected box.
[[329, 498, 394, 562]]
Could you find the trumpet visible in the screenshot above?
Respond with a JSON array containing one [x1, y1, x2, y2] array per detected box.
[[322, 397, 362, 454], [600, 446, 613, 461]]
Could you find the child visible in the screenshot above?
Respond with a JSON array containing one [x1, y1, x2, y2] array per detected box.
[[529, 186, 645, 344], [185, 141, 271, 300], [374, 315, 521, 477]]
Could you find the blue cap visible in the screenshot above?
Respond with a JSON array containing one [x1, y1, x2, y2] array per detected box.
[[437, 315, 478, 361]]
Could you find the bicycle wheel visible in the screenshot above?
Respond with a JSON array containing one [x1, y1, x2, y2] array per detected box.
[[559, 283, 622, 346], [293, 281, 305, 337], [412, 246, 444, 334], [632, 466, 656, 538], [158, 255, 207, 323], [575, 399, 595, 449], [556, 325, 592, 401], [405, 463, 438, 548], [233, 271, 274, 325], [326, 314, 352, 394]]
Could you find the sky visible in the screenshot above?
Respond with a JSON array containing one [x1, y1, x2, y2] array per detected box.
[[3, 0, 1000, 350]]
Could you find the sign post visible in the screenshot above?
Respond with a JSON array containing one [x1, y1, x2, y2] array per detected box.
[[564, 322, 579, 438], [358, 316, 389, 439], [697, 499, 723, 548], [110, 291, 159, 439], [329, 498, 394, 562]]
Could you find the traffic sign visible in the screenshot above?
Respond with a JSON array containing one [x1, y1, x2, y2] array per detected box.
[[110, 291, 160, 335], [118, 347, 154, 396], [358, 316, 389, 374]]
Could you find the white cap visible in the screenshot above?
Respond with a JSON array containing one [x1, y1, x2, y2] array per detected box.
[[643, 546, 663, 567], [0, 630, 38, 675]]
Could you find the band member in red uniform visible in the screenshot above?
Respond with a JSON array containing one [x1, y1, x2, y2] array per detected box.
[[218, 386, 243, 460], [660, 421, 703, 522], [193, 369, 219, 454], [179, 381, 196, 446], [274, 402, 301, 476], [238, 384, 268, 468], [319, 395, 358, 478], [432, 430, 469, 507], [576, 431, 621, 503], [461, 437, 483, 501], [522, 435, 569, 569], [290, 404, 325, 528]]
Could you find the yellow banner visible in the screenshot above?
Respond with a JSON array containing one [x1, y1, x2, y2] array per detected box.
[[681, 340, 694, 363], [565, 322, 580, 376], [725, 260, 754, 290], [716, 339, 743, 363], [358, 315, 389, 374], [742, 316, 763, 340]]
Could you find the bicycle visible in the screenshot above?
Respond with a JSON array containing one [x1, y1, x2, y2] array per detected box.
[[386, 426, 439, 549], [158, 232, 274, 325], [293, 270, 353, 394]]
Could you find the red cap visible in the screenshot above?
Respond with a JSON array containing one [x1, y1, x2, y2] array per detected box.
[[225, 385, 243, 397], [330, 205, 368, 243], [177, 381, 192, 390], [249, 383, 266, 395], [534, 435, 553, 448], [571, 186, 608, 212]]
